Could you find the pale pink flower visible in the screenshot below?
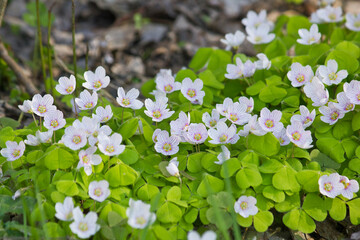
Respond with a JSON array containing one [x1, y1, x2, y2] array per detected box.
[[98, 133, 125, 156], [234, 196, 258, 218], [56, 75, 76, 95], [216, 98, 234, 117], [287, 62, 314, 87], [55, 197, 74, 221], [334, 92, 355, 113], [43, 110, 66, 131], [25, 130, 53, 146], [318, 173, 344, 198], [92, 105, 113, 123], [297, 24, 321, 45], [187, 230, 217, 240], [226, 102, 251, 125], [154, 130, 180, 156], [166, 157, 180, 177], [238, 115, 267, 137], [144, 98, 174, 122], [286, 121, 313, 149], [126, 199, 156, 229], [343, 80, 360, 105], [170, 111, 190, 139], [31, 94, 56, 117], [346, 13, 360, 32], [303, 77, 329, 107], [88, 180, 110, 202], [75, 90, 98, 110], [317, 5, 343, 23], [258, 107, 283, 133], [290, 105, 316, 128], [339, 176, 359, 199], [202, 109, 226, 128], [152, 129, 162, 143], [116, 87, 143, 110], [181, 78, 205, 105], [246, 25, 275, 45], [242, 10, 273, 29], [1, 141, 25, 161], [255, 53, 271, 70], [73, 117, 112, 146], [70, 208, 100, 239], [83, 66, 110, 91], [186, 123, 208, 144], [319, 102, 345, 125], [62, 126, 87, 150], [18, 100, 33, 114], [77, 147, 102, 176], [155, 69, 181, 93], [208, 122, 238, 144], [225, 58, 255, 79], [273, 128, 290, 146], [215, 145, 231, 165], [220, 30, 245, 50], [317, 59, 347, 85]]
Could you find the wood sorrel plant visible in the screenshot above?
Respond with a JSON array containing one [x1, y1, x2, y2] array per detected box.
[[2, 1, 360, 239]]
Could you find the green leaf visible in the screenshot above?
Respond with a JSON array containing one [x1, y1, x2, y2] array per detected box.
[[272, 164, 300, 192], [208, 49, 232, 81], [199, 70, 224, 89], [316, 137, 345, 163], [326, 49, 359, 74], [236, 214, 252, 227], [253, 211, 273, 232], [44, 147, 75, 170], [26, 150, 44, 164], [333, 120, 353, 140], [22, 1, 55, 27], [119, 148, 139, 165], [100, 203, 127, 220], [156, 202, 182, 223], [259, 158, 283, 173], [349, 158, 360, 174], [175, 69, 197, 82], [283, 209, 316, 233], [167, 186, 181, 201], [262, 186, 285, 202], [302, 193, 327, 221], [336, 41, 360, 59], [236, 167, 262, 189], [347, 198, 360, 225], [247, 133, 280, 156], [189, 48, 213, 71], [43, 222, 66, 238], [187, 152, 205, 173], [275, 193, 300, 212], [246, 81, 266, 96], [310, 149, 340, 170], [352, 111, 360, 131], [0, 117, 20, 129], [220, 158, 241, 177], [105, 163, 138, 187], [137, 184, 160, 201], [201, 153, 220, 173], [328, 198, 346, 221], [107, 211, 123, 227], [206, 207, 233, 230], [141, 79, 156, 98], [296, 170, 320, 192], [184, 208, 198, 224], [287, 15, 311, 36], [197, 174, 224, 198], [264, 38, 287, 59], [259, 85, 287, 103], [330, 28, 345, 45], [56, 180, 79, 196], [118, 118, 138, 140], [152, 225, 175, 240], [0, 127, 15, 148]]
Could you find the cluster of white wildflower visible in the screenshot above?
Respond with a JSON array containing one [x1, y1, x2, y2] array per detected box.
[[319, 173, 359, 199]]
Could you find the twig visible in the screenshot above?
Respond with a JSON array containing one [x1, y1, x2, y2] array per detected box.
[[0, 0, 7, 27], [0, 40, 39, 95]]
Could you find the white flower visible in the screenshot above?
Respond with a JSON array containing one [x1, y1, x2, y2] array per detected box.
[[98, 133, 125, 156], [152, 129, 162, 143], [75, 90, 98, 110], [43, 110, 66, 131], [225, 58, 256, 80], [12, 189, 21, 200], [216, 98, 233, 116], [318, 173, 344, 198], [238, 115, 267, 137], [154, 130, 180, 156], [303, 77, 329, 107], [208, 122, 239, 144], [286, 121, 313, 149], [215, 145, 230, 165], [220, 30, 245, 50], [18, 100, 33, 114], [317, 59, 347, 85], [166, 157, 180, 177], [255, 53, 271, 70], [242, 10, 273, 29], [31, 94, 56, 117], [55, 197, 74, 221], [62, 126, 87, 150], [88, 180, 110, 202], [92, 105, 113, 123], [339, 176, 359, 199], [297, 24, 321, 45], [258, 107, 283, 133], [246, 25, 275, 45], [24, 134, 40, 146], [181, 78, 205, 105], [310, 11, 324, 24], [83, 66, 110, 91], [187, 230, 217, 240], [317, 6, 343, 23], [55, 75, 76, 95], [77, 147, 102, 176], [170, 111, 190, 140], [273, 127, 290, 146], [1, 141, 25, 161], [36, 130, 53, 143], [226, 102, 251, 125], [186, 123, 208, 144], [73, 116, 112, 146], [344, 80, 360, 105], [116, 87, 143, 110], [319, 102, 345, 125], [318, 0, 335, 7], [334, 92, 355, 113], [144, 98, 174, 122], [243, 60, 256, 77], [202, 109, 226, 128], [70, 207, 100, 239], [126, 199, 156, 229], [155, 69, 181, 94], [345, 13, 360, 32], [234, 196, 258, 218], [290, 105, 316, 128], [287, 62, 314, 87]]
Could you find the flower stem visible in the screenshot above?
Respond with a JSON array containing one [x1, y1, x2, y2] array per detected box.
[[35, 0, 47, 92], [39, 117, 42, 131], [71, 0, 78, 95], [47, 4, 55, 98], [121, 107, 124, 124], [32, 113, 38, 127]]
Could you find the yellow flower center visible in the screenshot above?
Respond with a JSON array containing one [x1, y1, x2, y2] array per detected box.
[[72, 136, 82, 144], [254, 36, 262, 43], [136, 216, 147, 226], [82, 155, 90, 164], [38, 105, 46, 114], [330, 111, 339, 120], [164, 84, 173, 92], [194, 133, 202, 141], [219, 134, 228, 143], [78, 222, 88, 232], [230, 114, 238, 122], [106, 145, 115, 153], [357, 94, 360, 101], [66, 86, 74, 93], [94, 187, 102, 197], [12, 149, 20, 158], [296, 74, 305, 83], [292, 131, 301, 141], [308, 37, 315, 43], [153, 110, 162, 119], [265, 119, 274, 128], [66, 211, 73, 220], [246, 106, 252, 113], [328, 13, 337, 20], [93, 131, 99, 138], [187, 89, 196, 98], [279, 138, 285, 144], [303, 117, 311, 125], [122, 98, 130, 106], [346, 104, 354, 111], [324, 182, 333, 192], [340, 179, 350, 189], [328, 72, 337, 81], [85, 102, 93, 109], [102, 117, 109, 122], [209, 120, 217, 127], [240, 201, 248, 210], [354, 21, 360, 28], [163, 143, 172, 152], [94, 80, 102, 89], [50, 120, 59, 128]]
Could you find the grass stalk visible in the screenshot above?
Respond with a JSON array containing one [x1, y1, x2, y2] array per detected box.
[[71, 0, 78, 95], [35, 0, 47, 92], [47, 4, 55, 98]]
